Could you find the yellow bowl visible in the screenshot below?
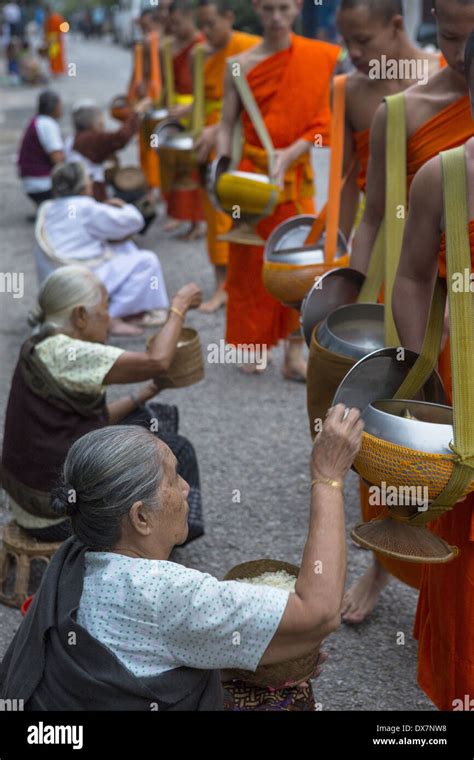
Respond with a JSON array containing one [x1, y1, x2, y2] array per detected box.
[[216, 171, 279, 218]]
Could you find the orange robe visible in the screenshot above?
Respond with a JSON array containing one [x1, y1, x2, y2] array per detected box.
[[201, 31, 260, 266], [226, 34, 340, 347], [354, 128, 369, 192], [45, 13, 66, 76], [412, 222, 474, 710], [360, 94, 474, 591], [166, 35, 205, 223]]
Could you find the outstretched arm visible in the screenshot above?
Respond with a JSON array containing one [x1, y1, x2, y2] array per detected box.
[[392, 157, 443, 353], [260, 405, 363, 665]]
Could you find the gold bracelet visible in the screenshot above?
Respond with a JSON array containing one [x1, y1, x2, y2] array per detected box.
[[311, 477, 343, 490], [169, 306, 185, 320]]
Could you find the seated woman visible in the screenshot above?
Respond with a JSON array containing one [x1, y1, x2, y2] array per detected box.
[[0, 407, 363, 710], [34, 161, 169, 336], [66, 99, 145, 202], [0, 265, 204, 544]]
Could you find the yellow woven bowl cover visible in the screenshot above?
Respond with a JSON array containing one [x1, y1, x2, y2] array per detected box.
[[355, 431, 474, 505]]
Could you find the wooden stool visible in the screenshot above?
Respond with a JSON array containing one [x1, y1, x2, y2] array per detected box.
[[0, 521, 61, 608]]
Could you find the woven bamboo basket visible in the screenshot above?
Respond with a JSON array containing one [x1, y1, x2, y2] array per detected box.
[[154, 327, 204, 390], [223, 559, 320, 688]]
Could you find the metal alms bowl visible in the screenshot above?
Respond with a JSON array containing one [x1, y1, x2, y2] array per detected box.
[[363, 399, 453, 455], [316, 303, 385, 361], [333, 347, 447, 412], [206, 155, 231, 209], [300, 267, 366, 346], [264, 215, 348, 266]]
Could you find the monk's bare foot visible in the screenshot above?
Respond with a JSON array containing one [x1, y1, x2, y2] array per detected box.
[[282, 356, 307, 383], [162, 218, 181, 232], [283, 338, 307, 382], [341, 560, 390, 625], [239, 350, 271, 374], [198, 289, 228, 313], [109, 318, 144, 336], [179, 223, 205, 241]]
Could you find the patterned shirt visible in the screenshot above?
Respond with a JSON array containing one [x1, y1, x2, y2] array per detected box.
[[77, 552, 289, 678]]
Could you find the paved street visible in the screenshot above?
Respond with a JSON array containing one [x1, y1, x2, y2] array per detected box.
[[0, 35, 432, 710]]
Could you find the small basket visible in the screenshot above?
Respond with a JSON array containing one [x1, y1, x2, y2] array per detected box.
[[224, 559, 320, 688], [154, 327, 204, 390]]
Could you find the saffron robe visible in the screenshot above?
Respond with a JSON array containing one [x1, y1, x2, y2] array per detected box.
[[45, 13, 66, 76], [361, 94, 474, 590], [412, 221, 474, 710], [201, 31, 260, 266], [166, 35, 205, 223], [225, 34, 340, 347]]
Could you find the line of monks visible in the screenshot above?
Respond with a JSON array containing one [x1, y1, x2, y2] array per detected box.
[[121, 0, 473, 710]]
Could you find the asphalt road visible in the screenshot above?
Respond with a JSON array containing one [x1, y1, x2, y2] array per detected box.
[[0, 35, 433, 711]]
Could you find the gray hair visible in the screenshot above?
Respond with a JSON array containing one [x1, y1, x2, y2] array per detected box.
[[51, 426, 164, 550], [72, 102, 102, 132], [38, 89, 61, 116], [28, 265, 103, 335], [52, 162, 89, 198]]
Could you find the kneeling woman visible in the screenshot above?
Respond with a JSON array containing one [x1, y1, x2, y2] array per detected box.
[[0, 265, 204, 543], [0, 409, 362, 710], [35, 161, 169, 336]]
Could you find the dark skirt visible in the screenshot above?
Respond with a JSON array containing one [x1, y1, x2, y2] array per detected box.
[[24, 402, 204, 544]]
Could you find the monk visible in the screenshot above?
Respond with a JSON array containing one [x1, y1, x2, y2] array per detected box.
[[217, 0, 341, 378], [343, 0, 474, 624], [44, 5, 67, 77], [336, 0, 442, 620], [195, 0, 260, 313], [337, 0, 441, 240], [129, 6, 172, 190], [162, 0, 205, 240], [391, 28, 474, 713]]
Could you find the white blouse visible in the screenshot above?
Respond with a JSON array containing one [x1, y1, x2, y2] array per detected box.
[[77, 552, 289, 678], [40, 196, 144, 262]]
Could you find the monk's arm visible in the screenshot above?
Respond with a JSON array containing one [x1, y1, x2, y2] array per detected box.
[[350, 103, 387, 274], [392, 158, 443, 353], [216, 63, 241, 158]]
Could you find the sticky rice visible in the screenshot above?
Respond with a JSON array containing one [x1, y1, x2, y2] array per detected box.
[[236, 570, 296, 592]]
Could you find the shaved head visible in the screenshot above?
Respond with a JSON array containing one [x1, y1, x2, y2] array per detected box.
[[339, 0, 403, 22]]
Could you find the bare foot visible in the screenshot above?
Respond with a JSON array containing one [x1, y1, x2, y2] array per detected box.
[[198, 289, 228, 313], [341, 560, 391, 625], [109, 318, 144, 336], [282, 356, 307, 383], [179, 223, 205, 241], [239, 351, 271, 374], [162, 218, 181, 232]]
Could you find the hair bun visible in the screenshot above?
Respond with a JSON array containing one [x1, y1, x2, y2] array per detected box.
[[50, 482, 79, 517], [27, 306, 45, 327]]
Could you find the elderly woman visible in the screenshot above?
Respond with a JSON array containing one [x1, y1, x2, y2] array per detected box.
[[66, 99, 145, 202], [0, 407, 363, 710], [0, 265, 205, 544], [17, 90, 65, 207], [35, 162, 169, 335]]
